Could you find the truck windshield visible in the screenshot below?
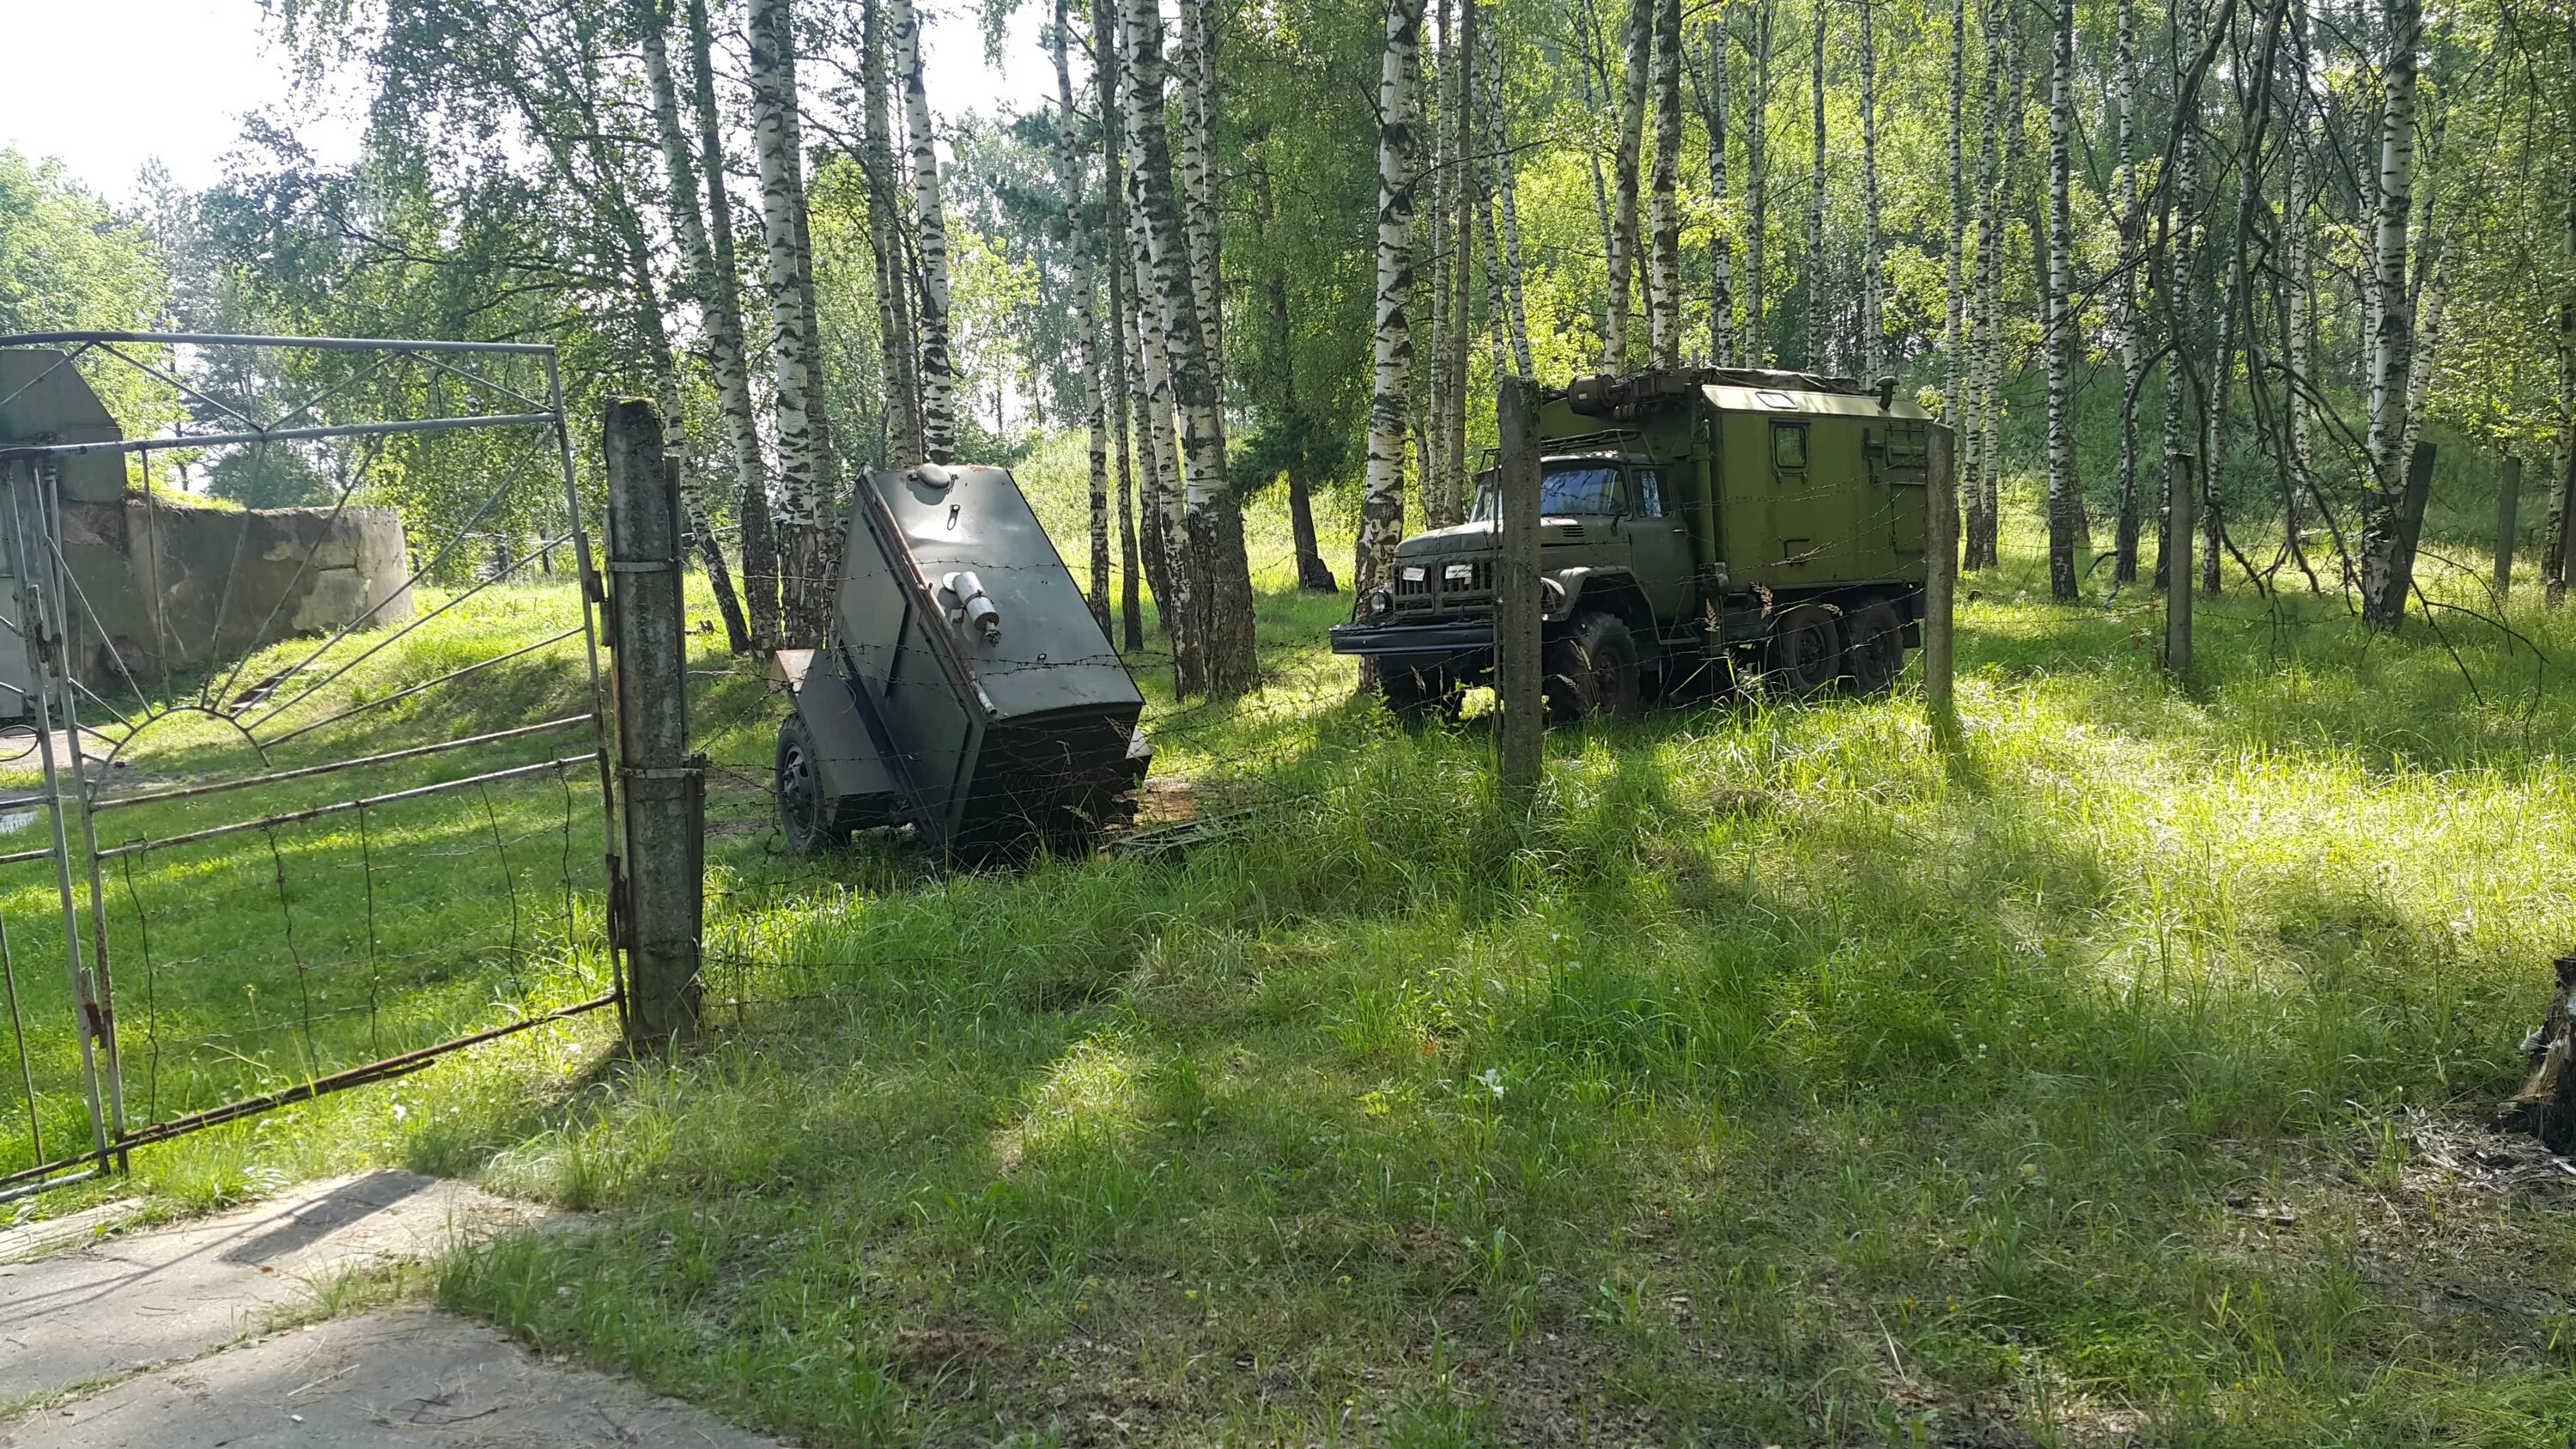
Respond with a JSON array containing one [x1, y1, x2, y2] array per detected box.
[[1470, 463, 1625, 520]]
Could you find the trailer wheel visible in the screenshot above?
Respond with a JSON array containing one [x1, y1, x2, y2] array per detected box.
[[1544, 611, 1641, 721], [1767, 605, 1844, 697], [1843, 604, 1906, 696], [775, 715, 853, 853]]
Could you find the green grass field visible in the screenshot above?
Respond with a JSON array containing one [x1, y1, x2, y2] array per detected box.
[[12, 444, 2576, 1446]]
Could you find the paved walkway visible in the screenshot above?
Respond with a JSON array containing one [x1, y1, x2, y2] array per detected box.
[[0, 1172, 774, 1448]]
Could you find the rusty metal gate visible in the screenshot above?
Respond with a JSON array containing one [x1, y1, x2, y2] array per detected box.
[[0, 332, 624, 1201]]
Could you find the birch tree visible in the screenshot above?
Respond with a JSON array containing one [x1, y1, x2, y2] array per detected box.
[[861, 0, 923, 469], [1647, 0, 1683, 368], [2111, 0, 2143, 583], [1093, 0, 1145, 648], [1443, 0, 1476, 523], [1127, 0, 1258, 697], [1742, 2, 1773, 365], [746, 0, 837, 641], [892, 0, 958, 463], [641, 0, 750, 652], [1688, 21, 1733, 366], [2357, 0, 2421, 627], [1484, 4, 1532, 377], [1358, 0, 1429, 614], [1608, 0, 1650, 370], [1805, 0, 1826, 369], [1859, 0, 1884, 380], [1052, 0, 1111, 632], [2044, 0, 2081, 600]]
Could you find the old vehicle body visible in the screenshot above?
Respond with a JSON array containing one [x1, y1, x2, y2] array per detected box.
[[1328, 368, 1945, 717], [775, 461, 1150, 855]]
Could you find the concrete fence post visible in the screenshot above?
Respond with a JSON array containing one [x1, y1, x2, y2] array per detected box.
[[1494, 379, 1543, 801], [602, 399, 704, 1046]]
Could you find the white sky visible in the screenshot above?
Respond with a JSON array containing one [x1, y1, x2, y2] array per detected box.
[[1, 0, 1053, 204]]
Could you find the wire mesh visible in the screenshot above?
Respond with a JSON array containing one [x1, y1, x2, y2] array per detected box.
[[0, 333, 620, 1193]]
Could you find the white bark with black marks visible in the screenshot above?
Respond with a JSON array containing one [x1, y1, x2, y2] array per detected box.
[[893, 0, 958, 463], [1358, 0, 1429, 607]]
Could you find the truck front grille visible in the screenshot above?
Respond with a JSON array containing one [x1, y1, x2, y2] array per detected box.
[[1394, 558, 1493, 610]]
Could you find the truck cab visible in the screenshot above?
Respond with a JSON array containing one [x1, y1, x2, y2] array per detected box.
[[1328, 367, 1946, 720]]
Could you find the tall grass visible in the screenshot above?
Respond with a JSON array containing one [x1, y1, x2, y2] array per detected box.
[[33, 460, 2576, 1445]]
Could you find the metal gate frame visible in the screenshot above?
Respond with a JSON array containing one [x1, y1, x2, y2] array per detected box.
[[0, 332, 624, 1202]]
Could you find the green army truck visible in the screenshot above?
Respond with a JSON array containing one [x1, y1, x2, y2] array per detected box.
[[1327, 368, 1947, 719]]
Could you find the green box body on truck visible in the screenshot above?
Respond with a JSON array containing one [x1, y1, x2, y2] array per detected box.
[[1328, 368, 1948, 719]]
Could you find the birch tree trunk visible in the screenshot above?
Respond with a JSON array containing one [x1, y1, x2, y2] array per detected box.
[[1982, 16, 2026, 569], [1577, 0, 1621, 367], [2281, 0, 2316, 571], [2554, 178, 2576, 606], [2044, 0, 2081, 600], [893, 0, 958, 464], [683, 0, 776, 644], [642, 0, 752, 653], [1743, 3, 1772, 366], [1946, 0, 1971, 496], [1121, 77, 1187, 669], [1484, 8, 1532, 377], [746, 0, 837, 644], [1646, 0, 1683, 369], [2157, 0, 2198, 591], [1608, 0, 1650, 371], [1091, 0, 1145, 648], [1805, 0, 1826, 371], [1127, 0, 1257, 698], [861, 0, 924, 470], [1443, 0, 1476, 523], [1424, 0, 1453, 527], [1357, 0, 1429, 623], [2111, 0, 2143, 583], [1859, 0, 1884, 380], [2357, 0, 2420, 627], [1053, 0, 1112, 633], [1964, 0, 2007, 569], [1690, 22, 1733, 366]]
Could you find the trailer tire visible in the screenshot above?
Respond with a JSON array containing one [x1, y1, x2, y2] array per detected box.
[[1843, 603, 1906, 696], [776, 714, 856, 853], [1767, 605, 1844, 697], [1545, 611, 1642, 721]]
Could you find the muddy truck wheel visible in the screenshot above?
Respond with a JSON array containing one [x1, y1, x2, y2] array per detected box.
[[775, 714, 859, 853], [1842, 603, 1906, 696], [1544, 611, 1642, 721], [1767, 605, 1844, 697]]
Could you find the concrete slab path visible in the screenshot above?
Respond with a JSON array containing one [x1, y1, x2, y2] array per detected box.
[[3, 1306, 775, 1448], [0, 1172, 779, 1448]]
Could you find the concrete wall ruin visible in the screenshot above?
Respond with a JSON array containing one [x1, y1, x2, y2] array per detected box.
[[0, 347, 416, 704]]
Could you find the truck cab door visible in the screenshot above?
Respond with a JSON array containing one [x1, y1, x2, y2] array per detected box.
[[1618, 466, 1695, 624]]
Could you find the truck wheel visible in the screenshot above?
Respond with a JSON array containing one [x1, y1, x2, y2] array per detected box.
[[775, 714, 853, 853], [1844, 604, 1905, 696], [1376, 663, 1456, 728], [1545, 611, 1641, 721], [1767, 605, 1844, 697]]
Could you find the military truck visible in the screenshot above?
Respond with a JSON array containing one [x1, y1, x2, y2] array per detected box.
[[1328, 368, 1944, 719]]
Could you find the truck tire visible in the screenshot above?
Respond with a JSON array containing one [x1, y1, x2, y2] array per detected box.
[[1843, 603, 1905, 696], [1375, 663, 1459, 728], [776, 714, 857, 853], [1767, 605, 1844, 697], [1545, 611, 1641, 721]]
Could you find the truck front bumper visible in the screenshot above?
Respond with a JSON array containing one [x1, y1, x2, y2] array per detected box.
[[1327, 616, 1496, 662]]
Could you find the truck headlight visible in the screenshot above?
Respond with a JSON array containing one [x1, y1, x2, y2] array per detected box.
[[1540, 577, 1568, 618], [1364, 587, 1394, 620]]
